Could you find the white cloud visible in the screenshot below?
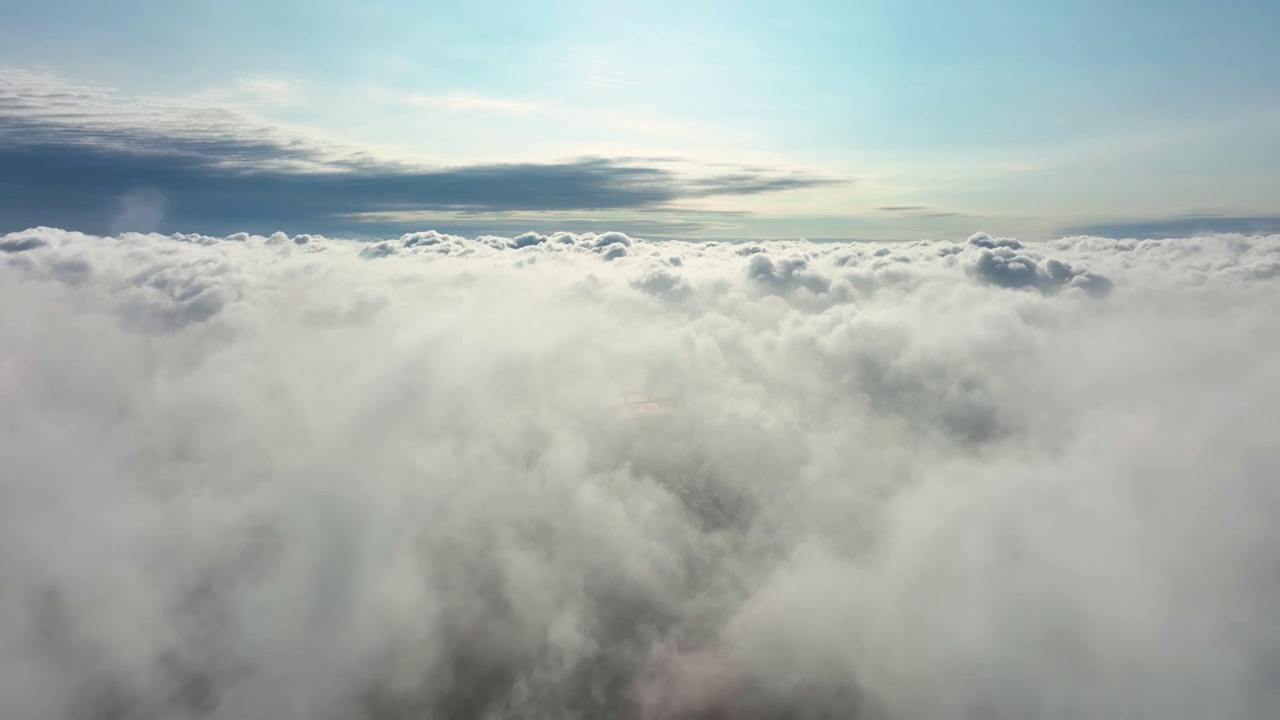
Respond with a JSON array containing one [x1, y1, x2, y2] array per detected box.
[[231, 77, 307, 108], [408, 94, 548, 115], [1, 227, 1278, 718]]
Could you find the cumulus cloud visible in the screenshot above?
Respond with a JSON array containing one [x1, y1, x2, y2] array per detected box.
[[746, 253, 831, 296], [1, 227, 1278, 719], [511, 231, 548, 249], [632, 265, 695, 302], [966, 232, 1115, 298]]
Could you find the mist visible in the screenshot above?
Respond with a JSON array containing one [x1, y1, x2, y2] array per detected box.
[[1, 227, 1278, 719]]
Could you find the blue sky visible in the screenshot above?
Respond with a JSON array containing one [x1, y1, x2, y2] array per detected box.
[[2, 0, 1278, 239]]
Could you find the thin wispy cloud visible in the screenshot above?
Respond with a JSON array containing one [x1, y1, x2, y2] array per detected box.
[[1064, 214, 1280, 239], [876, 205, 968, 219], [408, 93, 548, 115], [226, 76, 308, 107]]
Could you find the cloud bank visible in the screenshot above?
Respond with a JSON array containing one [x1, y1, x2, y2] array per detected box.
[[1, 227, 1278, 719], [0, 70, 836, 237], [1063, 215, 1280, 240]]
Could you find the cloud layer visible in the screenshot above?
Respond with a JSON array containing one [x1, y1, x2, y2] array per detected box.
[[1, 227, 1279, 719], [0, 70, 836, 237], [1063, 215, 1280, 240]]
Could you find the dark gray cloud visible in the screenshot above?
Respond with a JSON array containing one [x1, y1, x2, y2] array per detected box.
[[511, 231, 548, 249], [0, 73, 840, 236], [1063, 214, 1280, 239], [877, 205, 968, 219], [966, 233, 1114, 297], [0, 143, 836, 236], [747, 253, 831, 295], [632, 265, 694, 301], [0, 235, 48, 253]]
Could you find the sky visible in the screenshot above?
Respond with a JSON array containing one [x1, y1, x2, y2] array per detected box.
[[1, 1, 1279, 238]]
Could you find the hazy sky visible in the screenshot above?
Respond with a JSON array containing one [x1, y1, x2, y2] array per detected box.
[[2, 0, 1279, 239]]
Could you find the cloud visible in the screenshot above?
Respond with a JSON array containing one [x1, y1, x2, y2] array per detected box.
[[0, 235, 47, 253], [511, 231, 548, 249], [2, 226, 1277, 718], [217, 77, 308, 108], [966, 232, 1114, 297], [746, 253, 831, 295], [0, 70, 839, 236], [1063, 214, 1280, 239], [632, 265, 695, 301], [409, 94, 548, 115], [110, 188, 168, 235], [877, 205, 969, 219]]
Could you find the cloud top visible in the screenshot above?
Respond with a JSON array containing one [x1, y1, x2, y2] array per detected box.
[[1, 227, 1278, 719]]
